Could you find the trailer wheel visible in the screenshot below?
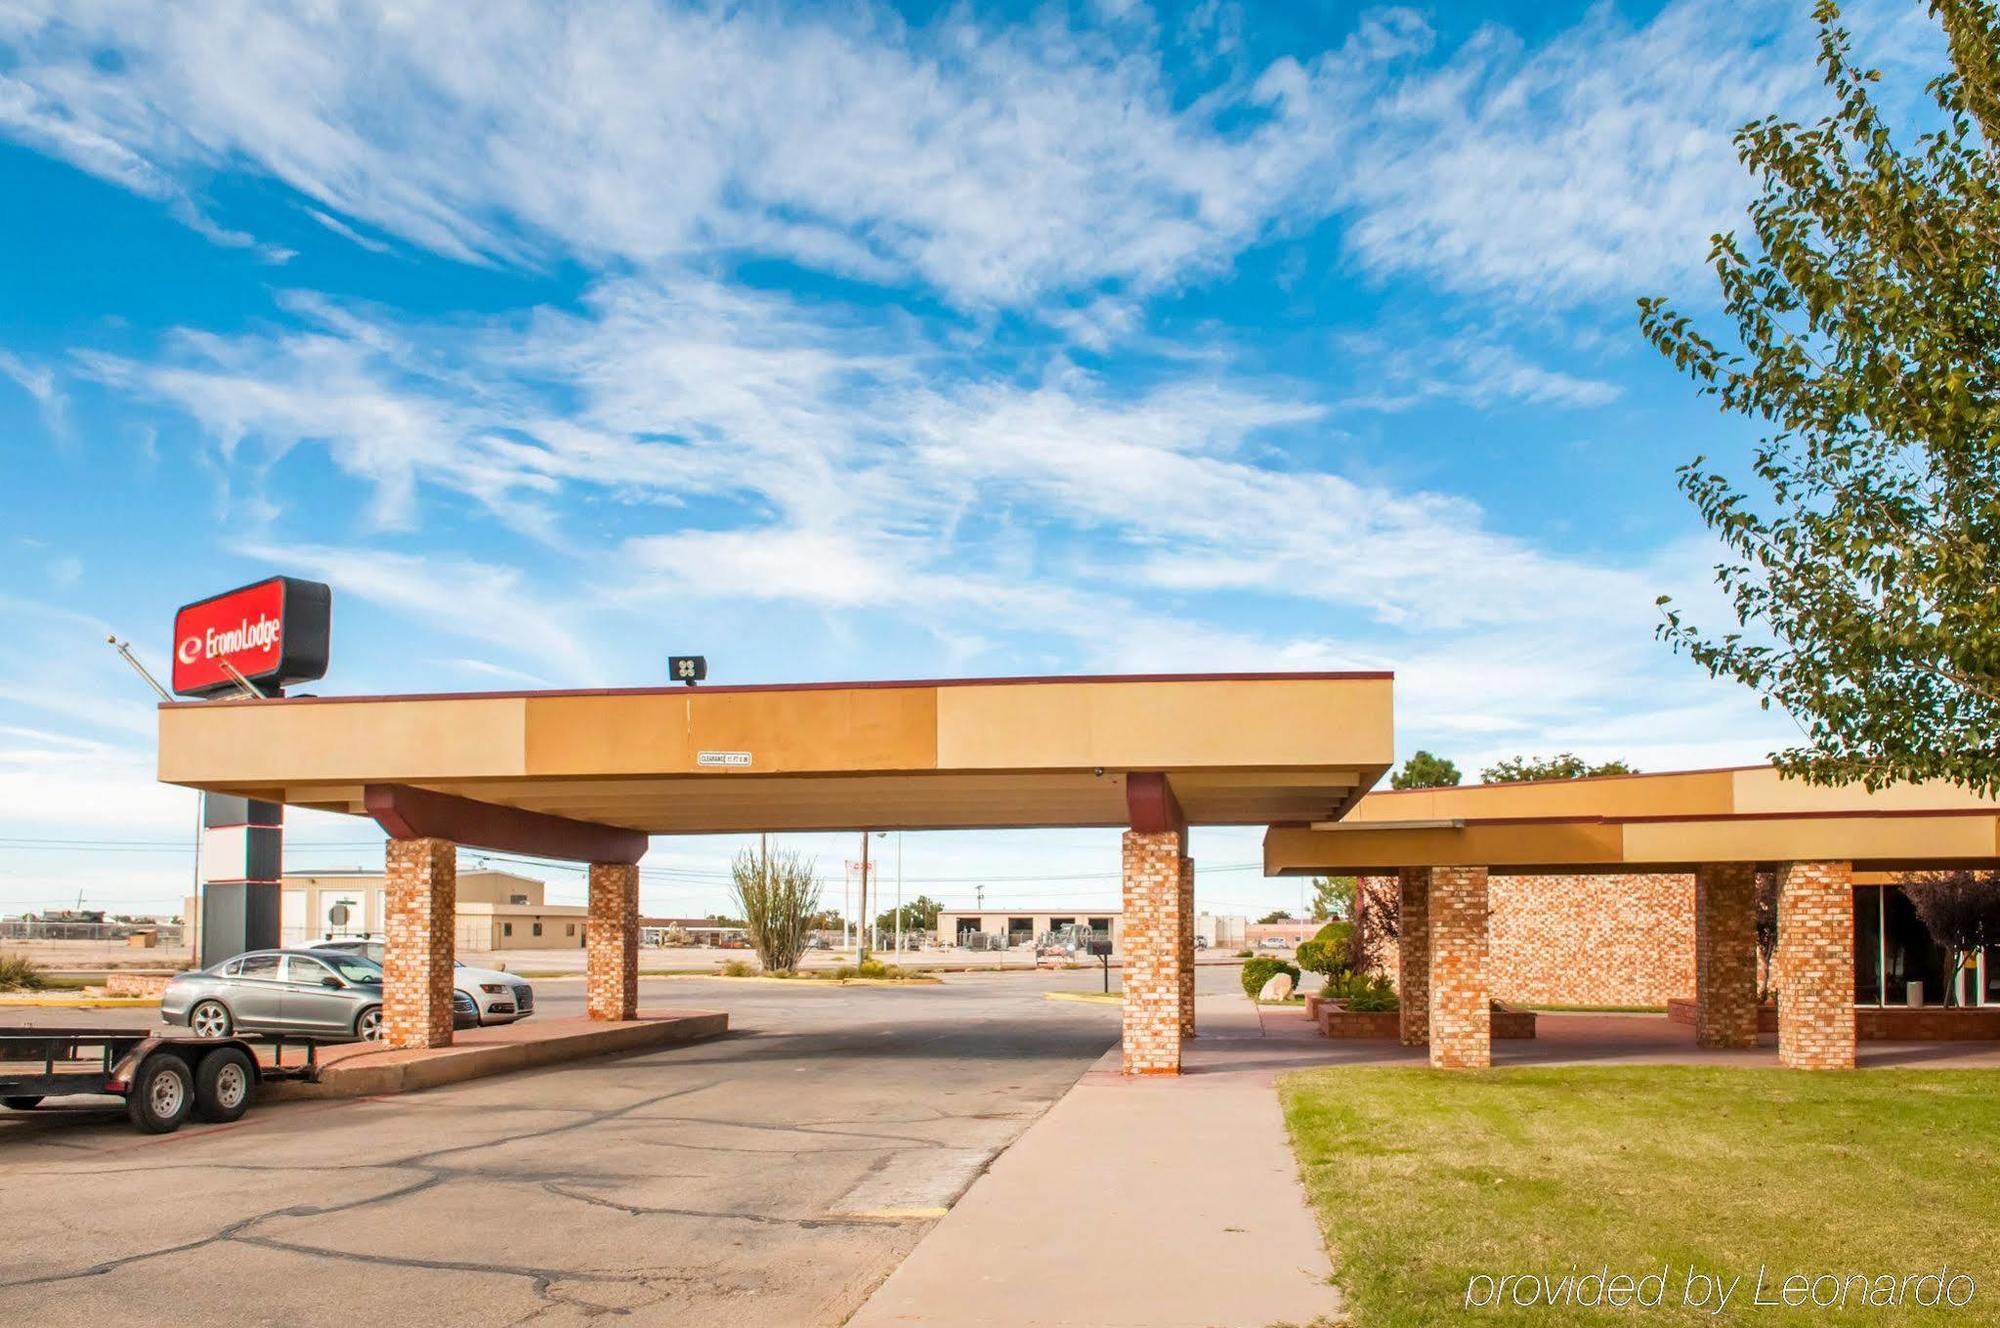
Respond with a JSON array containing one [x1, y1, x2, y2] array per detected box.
[[2, 1096, 42, 1111], [194, 1048, 255, 1124], [126, 1053, 194, 1134]]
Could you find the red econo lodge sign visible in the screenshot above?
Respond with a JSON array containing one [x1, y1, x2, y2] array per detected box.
[[172, 577, 332, 697]]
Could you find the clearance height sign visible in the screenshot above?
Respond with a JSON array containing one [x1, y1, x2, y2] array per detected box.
[[172, 577, 332, 698]]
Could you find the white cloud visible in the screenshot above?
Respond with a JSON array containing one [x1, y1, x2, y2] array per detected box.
[[0, 348, 68, 435], [1322, 0, 1817, 301], [229, 541, 605, 687], [0, 0, 1849, 313], [0, 1, 1339, 307], [1337, 330, 1622, 411]]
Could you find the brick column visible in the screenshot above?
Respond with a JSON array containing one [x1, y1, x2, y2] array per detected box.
[[1397, 868, 1431, 1046], [1694, 862, 1760, 1048], [1178, 854, 1196, 1039], [1428, 867, 1491, 1070], [587, 862, 640, 1022], [383, 837, 457, 1050], [1122, 828, 1187, 1075], [1776, 860, 1855, 1069]]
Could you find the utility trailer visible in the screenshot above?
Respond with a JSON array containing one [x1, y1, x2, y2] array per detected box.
[[0, 1026, 319, 1133]]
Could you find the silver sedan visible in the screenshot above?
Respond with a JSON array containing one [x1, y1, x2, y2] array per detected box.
[[161, 949, 389, 1041], [310, 939, 535, 1025]]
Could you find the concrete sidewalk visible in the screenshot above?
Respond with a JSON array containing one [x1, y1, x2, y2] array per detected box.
[[848, 991, 1341, 1328]]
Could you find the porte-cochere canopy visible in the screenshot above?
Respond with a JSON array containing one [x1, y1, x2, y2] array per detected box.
[[157, 672, 1397, 834]]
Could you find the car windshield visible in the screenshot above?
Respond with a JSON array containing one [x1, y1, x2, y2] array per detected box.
[[319, 955, 382, 984]]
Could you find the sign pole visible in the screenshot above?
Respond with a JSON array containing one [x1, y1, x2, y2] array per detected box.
[[858, 832, 871, 964]]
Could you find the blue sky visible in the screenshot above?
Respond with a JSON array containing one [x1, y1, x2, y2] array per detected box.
[[0, 0, 1944, 921]]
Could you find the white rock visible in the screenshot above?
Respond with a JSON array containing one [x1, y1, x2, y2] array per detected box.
[[1258, 972, 1295, 1001]]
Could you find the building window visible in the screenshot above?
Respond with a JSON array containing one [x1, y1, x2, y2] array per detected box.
[[1855, 885, 1953, 1007], [503, 922, 513, 938], [566, 923, 576, 937], [532, 922, 543, 937]]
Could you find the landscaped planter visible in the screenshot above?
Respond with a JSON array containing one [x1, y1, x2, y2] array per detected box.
[[1317, 1005, 1400, 1039], [1315, 1001, 1536, 1039], [1666, 997, 1777, 1033]]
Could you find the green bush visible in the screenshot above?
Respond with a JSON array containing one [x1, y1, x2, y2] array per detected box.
[[719, 958, 757, 977], [0, 953, 44, 992], [1235, 948, 1254, 959], [1296, 926, 1356, 980], [1313, 919, 1353, 948], [1325, 972, 1398, 1011], [1241, 956, 1302, 999]]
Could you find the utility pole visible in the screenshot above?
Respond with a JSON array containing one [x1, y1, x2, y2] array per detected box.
[[894, 832, 904, 956], [858, 831, 871, 964]]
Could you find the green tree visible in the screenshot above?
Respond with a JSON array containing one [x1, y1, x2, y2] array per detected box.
[[1641, 0, 2000, 795], [1309, 874, 1356, 921], [876, 894, 943, 933], [1390, 750, 1461, 790], [1256, 909, 1296, 925], [1481, 754, 1639, 783]]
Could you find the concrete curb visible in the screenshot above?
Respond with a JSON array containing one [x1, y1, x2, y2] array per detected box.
[[261, 1012, 728, 1101], [0, 995, 161, 1008]]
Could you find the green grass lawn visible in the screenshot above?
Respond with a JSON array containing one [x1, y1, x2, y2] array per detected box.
[[1281, 1067, 2000, 1326]]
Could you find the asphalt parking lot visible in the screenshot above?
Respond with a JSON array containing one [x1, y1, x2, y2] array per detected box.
[[0, 969, 1155, 1328]]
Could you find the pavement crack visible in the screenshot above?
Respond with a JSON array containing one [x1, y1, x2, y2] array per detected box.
[[538, 1180, 911, 1228]]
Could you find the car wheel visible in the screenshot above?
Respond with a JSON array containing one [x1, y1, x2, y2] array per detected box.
[[127, 1053, 194, 1134], [194, 1048, 255, 1124], [355, 1006, 384, 1041], [189, 1000, 233, 1039], [3, 1096, 43, 1111]]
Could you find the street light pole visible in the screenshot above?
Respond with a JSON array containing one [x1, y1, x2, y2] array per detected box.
[[895, 832, 904, 956], [857, 830, 871, 964]]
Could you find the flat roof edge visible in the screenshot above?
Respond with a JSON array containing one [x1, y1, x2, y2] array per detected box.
[[158, 670, 1395, 710]]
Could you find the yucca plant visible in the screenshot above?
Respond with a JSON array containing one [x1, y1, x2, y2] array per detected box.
[[0, 953, 45, 992], [730, 846, 821, 976]]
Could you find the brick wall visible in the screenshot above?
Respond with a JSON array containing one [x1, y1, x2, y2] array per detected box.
[[1365, 872, 1695, 1008], [383, 837, 457, 1049], [1427, 866, 1490, 1070], [587, 862, 640, 1022], [1121, 828, 1186, 1075], [1776, 860, 1856, 1069], [1694, 863, 1759, 1047], [1177, 855, 1196, 1038], [1396, 868, 1430, 1046]]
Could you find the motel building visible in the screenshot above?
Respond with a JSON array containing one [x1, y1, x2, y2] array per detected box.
[[936, 908, 1123, 953], [157, 586, 2000, 1077], [186, 868, 587, 959]]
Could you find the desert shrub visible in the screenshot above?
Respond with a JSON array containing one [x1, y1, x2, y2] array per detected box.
[[1235, 948, 1254, 959], [719, 958, 757, 977], [0, 953, 44, 991], [731, 846, 822, 976], [1326, 972, 1398, 1012], [1241, 956, 1302, 999]]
